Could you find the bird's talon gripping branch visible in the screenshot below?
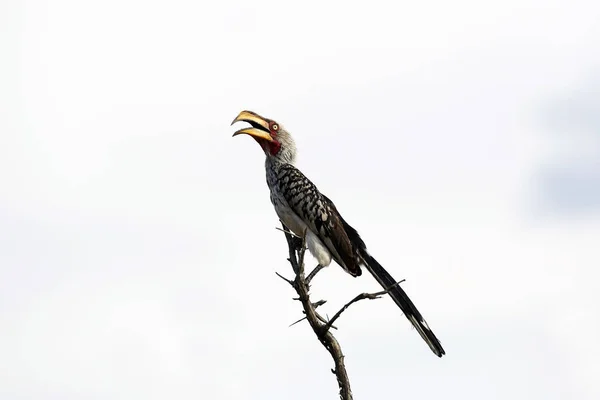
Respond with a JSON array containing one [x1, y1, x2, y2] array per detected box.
[[306, 264, 325, 283], [293, 238, 304, 251]]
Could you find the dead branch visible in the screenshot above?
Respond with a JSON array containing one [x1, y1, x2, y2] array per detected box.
[[322, 289, 388, 333], [321, 279, 405, 333], [275, 223, 412, 399], [277, 223, 406, 399], [279, 223, 353, 400]]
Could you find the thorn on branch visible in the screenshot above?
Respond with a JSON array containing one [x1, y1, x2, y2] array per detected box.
[[289, 316, 307, 327], [275, 272, 293, 285], [275, 226, 302, 239], [319, 313, 338, 330], [312, 299, 327, 308]]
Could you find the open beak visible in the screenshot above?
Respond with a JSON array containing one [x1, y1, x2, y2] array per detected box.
[[231, 110, 274, 142]]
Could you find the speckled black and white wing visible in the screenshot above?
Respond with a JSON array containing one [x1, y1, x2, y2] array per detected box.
[[266, 161, 362, 276]]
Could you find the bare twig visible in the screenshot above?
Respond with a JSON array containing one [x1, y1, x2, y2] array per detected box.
[[289, 308, 339, 329], [288, 300, 327, 327], [275, 226, 301, 238], [313, 299, 327, 308], [283, 228, 301, 275], [289, 316, 306, 327], [275, 271, 293, 285], [322, 289, 387, 333], [322, 279, 405, 333]]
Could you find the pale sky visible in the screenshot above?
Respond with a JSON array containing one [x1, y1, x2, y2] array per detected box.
[[1, 0, 600, 399]]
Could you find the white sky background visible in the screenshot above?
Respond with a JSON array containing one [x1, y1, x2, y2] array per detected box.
[[1, 0, 600, 399]]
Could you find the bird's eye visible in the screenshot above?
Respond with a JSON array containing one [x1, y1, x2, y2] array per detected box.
[[272, 124, 279, 131]]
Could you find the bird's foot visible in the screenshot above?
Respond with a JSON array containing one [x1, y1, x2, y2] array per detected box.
[[306, 264, 325, 283], [290, 235, 304, 252]]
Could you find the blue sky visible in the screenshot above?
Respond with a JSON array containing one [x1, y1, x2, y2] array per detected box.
[[1, 1, 599, 399]]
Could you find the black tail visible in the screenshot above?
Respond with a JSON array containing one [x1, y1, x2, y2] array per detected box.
[[320, 194, 445, 357], [361, 251, 445, 357]]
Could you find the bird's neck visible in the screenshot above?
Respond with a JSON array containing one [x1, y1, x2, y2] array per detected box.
[[266, 146, 296, 165], [266, 152, 296, 173]]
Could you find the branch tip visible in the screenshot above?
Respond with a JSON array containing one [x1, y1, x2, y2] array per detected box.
[[275, 271, 293, 285]]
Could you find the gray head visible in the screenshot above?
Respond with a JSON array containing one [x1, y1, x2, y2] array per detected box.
[[231, 110, 297, 164]]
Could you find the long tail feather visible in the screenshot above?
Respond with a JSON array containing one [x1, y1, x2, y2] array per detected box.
[[361, 252, 445, 357], [323, 194, 445, 357]]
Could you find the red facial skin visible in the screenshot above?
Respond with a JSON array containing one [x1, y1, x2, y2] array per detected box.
[[258, 120, 281, 156]]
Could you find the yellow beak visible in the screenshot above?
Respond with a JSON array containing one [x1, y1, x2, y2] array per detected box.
[[231, 110, 274, 142]]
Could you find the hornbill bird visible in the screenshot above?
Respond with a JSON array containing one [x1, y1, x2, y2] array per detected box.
[[231, 110, 445, 357]]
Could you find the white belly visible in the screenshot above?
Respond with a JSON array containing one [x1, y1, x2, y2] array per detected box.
[[274, 201, 332, 267]]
